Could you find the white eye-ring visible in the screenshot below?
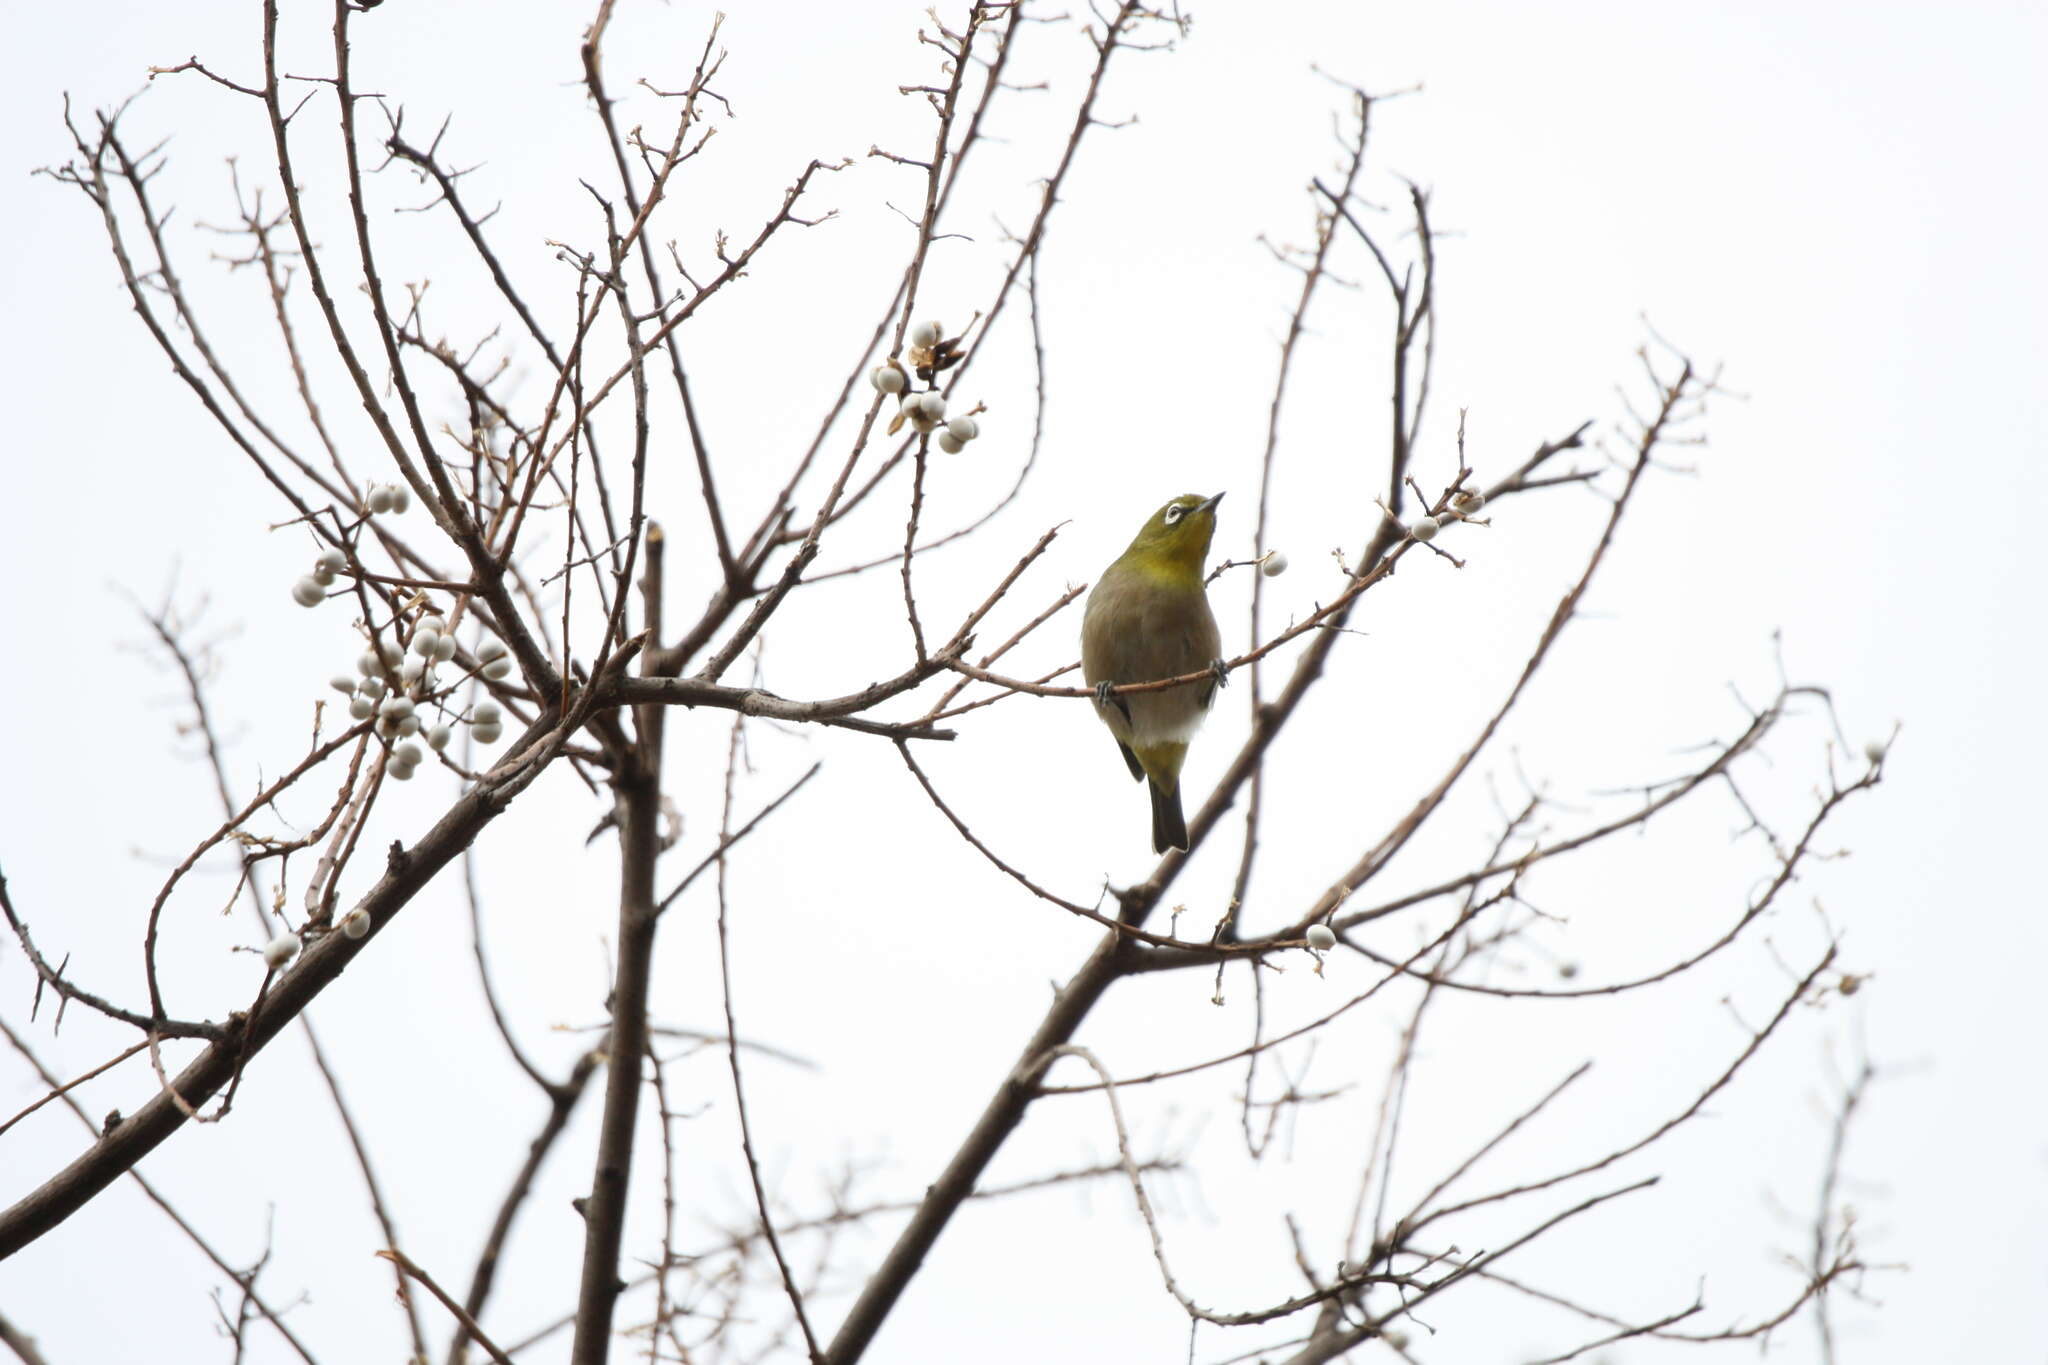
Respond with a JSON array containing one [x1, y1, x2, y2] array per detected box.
[[1164, 504, 1185, 524]]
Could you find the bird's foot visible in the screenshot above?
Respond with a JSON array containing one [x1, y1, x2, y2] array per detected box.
[[1208, 658, 1230, 690]]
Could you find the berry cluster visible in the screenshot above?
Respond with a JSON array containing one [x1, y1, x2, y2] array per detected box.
[[324, 618, 513, 780], [870, 320, 986, 454]]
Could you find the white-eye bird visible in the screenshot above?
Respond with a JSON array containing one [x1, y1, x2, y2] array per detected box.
[[1080, 492, 1226, 853]]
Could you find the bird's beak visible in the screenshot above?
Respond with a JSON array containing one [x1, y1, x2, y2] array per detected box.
[[1200, 492, 1226, 514]]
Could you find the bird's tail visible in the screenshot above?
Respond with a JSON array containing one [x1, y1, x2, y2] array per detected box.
[[1149, 777, 1189, 853]]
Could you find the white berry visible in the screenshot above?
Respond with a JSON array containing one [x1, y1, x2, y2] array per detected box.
[[481, 657, 513, 681], [366, 486, 396, 515], [1410, 516, 1440, 543], [427, 724, 452, 751], [1863, 741, 1885, 764], [329, 675, 358, 696], [317, 548, 348, 575], [358, 651, 381, 677], [262, 933, 299, 968], [870, 363, 908, 395], [1453, 489, 1485, 514], [1262, 552, 1288, 577], [945, 416, 978, 443], [310, 564, 337, 587], [394, 741, 423, 767], [1306, 923, 1337, 951], [471, 722, 503, 746], [477, 638, 507, 662], [433, 634, 457, 663], [341, 908, 371, 940], [936, 431, 964, 454], [387, 757, 416, 780], [473, 701, 502, 725], [389, 484, 412, 514], [348, 694, 376, 721], [358, 674, 386, 699], [291, 577, 325, 608], [909, 320, 941, 348]]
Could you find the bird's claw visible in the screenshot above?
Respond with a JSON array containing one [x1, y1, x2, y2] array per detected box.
[[1208, 658, 1230, 689]]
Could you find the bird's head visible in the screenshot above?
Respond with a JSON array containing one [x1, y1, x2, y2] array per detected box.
[[1123, 492, 1224, 575]]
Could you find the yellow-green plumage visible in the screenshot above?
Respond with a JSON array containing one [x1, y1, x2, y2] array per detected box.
[[1081, 493, 1225, 853]]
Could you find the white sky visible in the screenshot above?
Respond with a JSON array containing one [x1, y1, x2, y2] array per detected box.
[[2, 2, 2043, 1363]]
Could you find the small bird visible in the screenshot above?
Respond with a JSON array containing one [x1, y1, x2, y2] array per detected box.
[[1081, 493, 1226, 853]]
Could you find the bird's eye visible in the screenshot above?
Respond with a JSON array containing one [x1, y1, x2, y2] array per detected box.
[[1164, 505, 1184, 524]]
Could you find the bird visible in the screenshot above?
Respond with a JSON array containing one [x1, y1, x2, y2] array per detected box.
[[1081, 492, 1227, 853]]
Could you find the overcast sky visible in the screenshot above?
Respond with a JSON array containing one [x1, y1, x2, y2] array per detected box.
[[2, 3, 2043, 1363]]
